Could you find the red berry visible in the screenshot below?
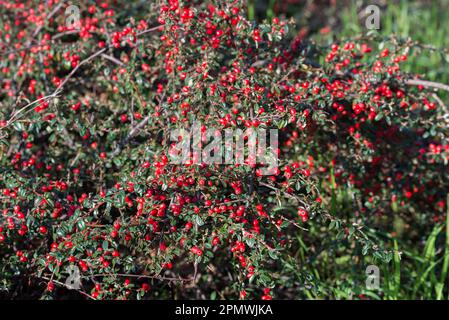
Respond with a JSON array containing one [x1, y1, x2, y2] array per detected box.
[[190, 246, 203, 256], [142, 283, 150, 292], [47, 281, 55, 292]]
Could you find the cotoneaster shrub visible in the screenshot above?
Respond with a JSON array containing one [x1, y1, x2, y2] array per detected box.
[[0, 0, 448, 299]]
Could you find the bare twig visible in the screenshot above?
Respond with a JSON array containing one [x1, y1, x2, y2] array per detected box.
[[136, 25, 164, 36], [55, 48, 108, 92], [111, 115, 152, 157], [101, 53, 125, 66], [405, 79, 449, 92], [2, 92, 60, 130], [39, 276, 96, 300], [87, 273, 194, 282]]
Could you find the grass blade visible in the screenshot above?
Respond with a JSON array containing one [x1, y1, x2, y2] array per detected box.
[[436, 194, 449, 300]]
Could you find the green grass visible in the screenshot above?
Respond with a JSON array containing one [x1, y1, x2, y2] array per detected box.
[[370, 196, 449, 300]]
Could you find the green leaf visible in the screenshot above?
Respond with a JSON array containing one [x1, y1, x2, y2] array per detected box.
[[374, 113, 383, 121], [77, 219, 86, 231]]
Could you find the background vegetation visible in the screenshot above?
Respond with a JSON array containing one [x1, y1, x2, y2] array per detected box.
[[0, 0, 449, 300]]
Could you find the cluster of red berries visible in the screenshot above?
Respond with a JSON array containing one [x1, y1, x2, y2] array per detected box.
[[0, 0, 446, 301]]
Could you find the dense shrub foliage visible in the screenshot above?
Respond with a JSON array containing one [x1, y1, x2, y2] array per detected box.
[[1, 0, 448, 299]]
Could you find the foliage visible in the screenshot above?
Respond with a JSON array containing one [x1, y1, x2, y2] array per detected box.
[[0, 0, 448, 300]]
